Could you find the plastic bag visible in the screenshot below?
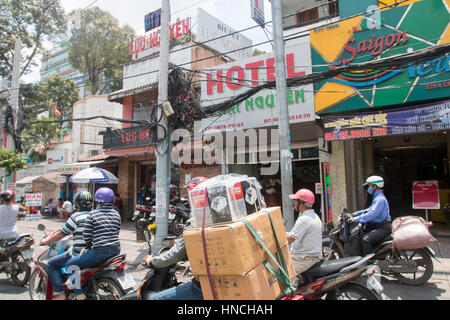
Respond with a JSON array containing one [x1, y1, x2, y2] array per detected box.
[[392, 216, 437, 250]]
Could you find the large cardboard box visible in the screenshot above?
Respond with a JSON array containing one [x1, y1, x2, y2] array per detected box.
[[184, 207, 287, 276], [199, 245, 296, 300], [188, 175, 265, 227]]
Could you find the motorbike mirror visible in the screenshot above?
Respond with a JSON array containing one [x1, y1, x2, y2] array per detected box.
[[37, 224, 46, 231]]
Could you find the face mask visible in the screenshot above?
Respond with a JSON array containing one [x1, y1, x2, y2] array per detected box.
[[367, 186, 375, 195]]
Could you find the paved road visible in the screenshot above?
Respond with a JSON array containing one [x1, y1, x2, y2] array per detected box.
[[1, 217, 449, 300]]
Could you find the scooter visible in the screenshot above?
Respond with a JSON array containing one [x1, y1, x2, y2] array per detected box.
[[0, 234, 34, 286], [28, 224, 136, 300], [291, 253, 386, 300], [323, 211, 437, 286]]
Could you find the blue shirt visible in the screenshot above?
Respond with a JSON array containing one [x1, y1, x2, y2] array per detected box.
[[354, 190, 391, 224]]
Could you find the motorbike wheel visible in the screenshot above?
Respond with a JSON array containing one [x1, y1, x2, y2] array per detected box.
[[170, 217, 185, 237], [326, 283, 379, 300], [10, 255, 31, 286], [29, 269, 48, 300], [90, 278, 125, 300], [393, 248, 433, 286]]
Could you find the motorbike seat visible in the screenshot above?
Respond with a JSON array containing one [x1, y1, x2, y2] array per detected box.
[[95, 254, 127, 269], [302, 256, 362, 281]]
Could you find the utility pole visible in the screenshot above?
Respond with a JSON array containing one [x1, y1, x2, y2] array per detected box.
[[271, 0, 295, 231], [154, 0, 171, 251], [3, 38, 22, 189]]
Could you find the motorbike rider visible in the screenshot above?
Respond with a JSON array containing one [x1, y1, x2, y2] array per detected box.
[[0, 190, 19, 243], [347, 175, 392, 255], [40, 191, 93, 300], [142, 176, 209, 300], [286, 189, 323, 275], [63, 187, 122, 300]]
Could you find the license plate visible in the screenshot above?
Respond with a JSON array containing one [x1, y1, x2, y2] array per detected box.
[[117, 274, 136, 290], [367, 275, 383, 294], [169, 213, 176, 219], [21, 249, 33, 260]]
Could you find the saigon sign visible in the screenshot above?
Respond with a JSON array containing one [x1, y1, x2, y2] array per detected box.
[[310, 0, 450, 115]]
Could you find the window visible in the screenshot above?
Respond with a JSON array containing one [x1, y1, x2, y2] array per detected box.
[[296, 7, 319, 25], [328, 0, 339, 17]]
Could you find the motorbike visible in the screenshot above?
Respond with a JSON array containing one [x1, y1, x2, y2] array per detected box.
[[28, 224, 136, 300], [168, 204, 190, 237], [133, 198, 157, 247], [322, 211, 437, 286], [0, 233, 34, 286], [288, 253, 386, 300]]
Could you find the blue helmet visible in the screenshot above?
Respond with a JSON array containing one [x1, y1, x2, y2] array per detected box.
[[94, 187, 115, 204]]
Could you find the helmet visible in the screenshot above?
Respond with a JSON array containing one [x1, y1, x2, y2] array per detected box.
[[74, 191, 93, 210], [289, 189, 315, 207], [363, 176, 384, 188], [94, 187, 115, 204], [185, 176, 209, 191], [0, 190, 14, 202]]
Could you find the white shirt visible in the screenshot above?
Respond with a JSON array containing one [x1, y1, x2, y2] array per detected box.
[[287, 209, 323, 259], [0, 204, 19, 239]]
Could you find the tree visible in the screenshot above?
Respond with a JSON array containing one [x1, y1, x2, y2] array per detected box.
[[21, 116, 63, 163], [0, 0, 67, 79], [68, 7, 135, 95], [0, 148, 28, 181]]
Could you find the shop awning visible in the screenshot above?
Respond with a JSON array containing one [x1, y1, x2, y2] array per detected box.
[[58, 160, 109, 175], [107, 82, 158, 103], [16, 172, 60, 186], [16, 175, 41, 186]]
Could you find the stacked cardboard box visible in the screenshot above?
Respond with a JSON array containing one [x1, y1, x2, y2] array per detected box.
[[184, 207, 296, 300], [188, 175, 266, 227]]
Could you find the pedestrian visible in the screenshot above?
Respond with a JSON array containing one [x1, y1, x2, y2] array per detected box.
[[0, 191, 19, 241], [114, 193, 125, 222], [286, 189, 323, 275]]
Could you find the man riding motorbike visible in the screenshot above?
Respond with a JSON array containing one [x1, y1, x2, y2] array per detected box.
[[142, 177, 209, 300], [62, 188, 122, 300], [347, 176, 392, 255], [40, 191, 93, 300], [0, 190, 19, 242], [286, 189, 323, 275]]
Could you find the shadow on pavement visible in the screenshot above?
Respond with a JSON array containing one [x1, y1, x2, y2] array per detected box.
[[0, 278, 28, 295]]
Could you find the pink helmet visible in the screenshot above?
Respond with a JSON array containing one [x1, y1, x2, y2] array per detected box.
[[289, 189, 315, 206]]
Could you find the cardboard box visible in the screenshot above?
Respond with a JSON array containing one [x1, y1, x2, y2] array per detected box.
[[188, 175, 265, 227], [199, 245, 296, 300], [184, 207, 287, 276]]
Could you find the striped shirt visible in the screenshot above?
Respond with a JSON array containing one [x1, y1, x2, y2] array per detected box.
[[0, 205, 19, 240], [83, 204, 121, 249], [60, 211, 89, 256]]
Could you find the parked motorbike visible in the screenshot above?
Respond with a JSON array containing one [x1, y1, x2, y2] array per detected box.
[[0, 233, 34, 286], [168, 204, 190, 237], [28, 224, 136, 300], [288, 253, 386, 300], [322, 211, 437, 286], [133, 198, 157, 247]]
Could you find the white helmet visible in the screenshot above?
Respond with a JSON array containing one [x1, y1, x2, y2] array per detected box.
[[363, 176, 384, 188]]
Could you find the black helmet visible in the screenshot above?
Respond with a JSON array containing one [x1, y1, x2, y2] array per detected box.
[[73, 191, 93, 210], [0, 190, 14, 202]]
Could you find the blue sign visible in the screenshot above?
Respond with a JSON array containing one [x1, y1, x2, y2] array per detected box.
[[145, 9, 162, 32], [323, 100, 450, 141]]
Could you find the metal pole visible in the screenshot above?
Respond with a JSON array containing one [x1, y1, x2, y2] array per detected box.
[[154, 0, 171, 250], [271, 0, 295, 231]]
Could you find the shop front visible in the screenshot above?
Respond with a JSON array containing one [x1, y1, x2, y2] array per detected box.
[[310, 0, 450, 224]]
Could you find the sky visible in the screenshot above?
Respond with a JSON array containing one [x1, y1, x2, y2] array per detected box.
[[22, 0, 274, 83]]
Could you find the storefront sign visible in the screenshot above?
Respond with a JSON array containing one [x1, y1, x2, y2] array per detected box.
[[145, 9, 161, 32], [26, 193, 42, 207], [251, 0, 265, 26], [311, 0, 450, 114], [130, 17, 191, 58], [413, 181, 440, 210], [200, 42, 315, 131], [196, 8, 253, 62], [323, 100, 450, 141], [103, 125, 157, 150]]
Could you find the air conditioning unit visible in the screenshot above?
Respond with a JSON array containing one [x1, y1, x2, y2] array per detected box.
[[88, 149, 102, 157]]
